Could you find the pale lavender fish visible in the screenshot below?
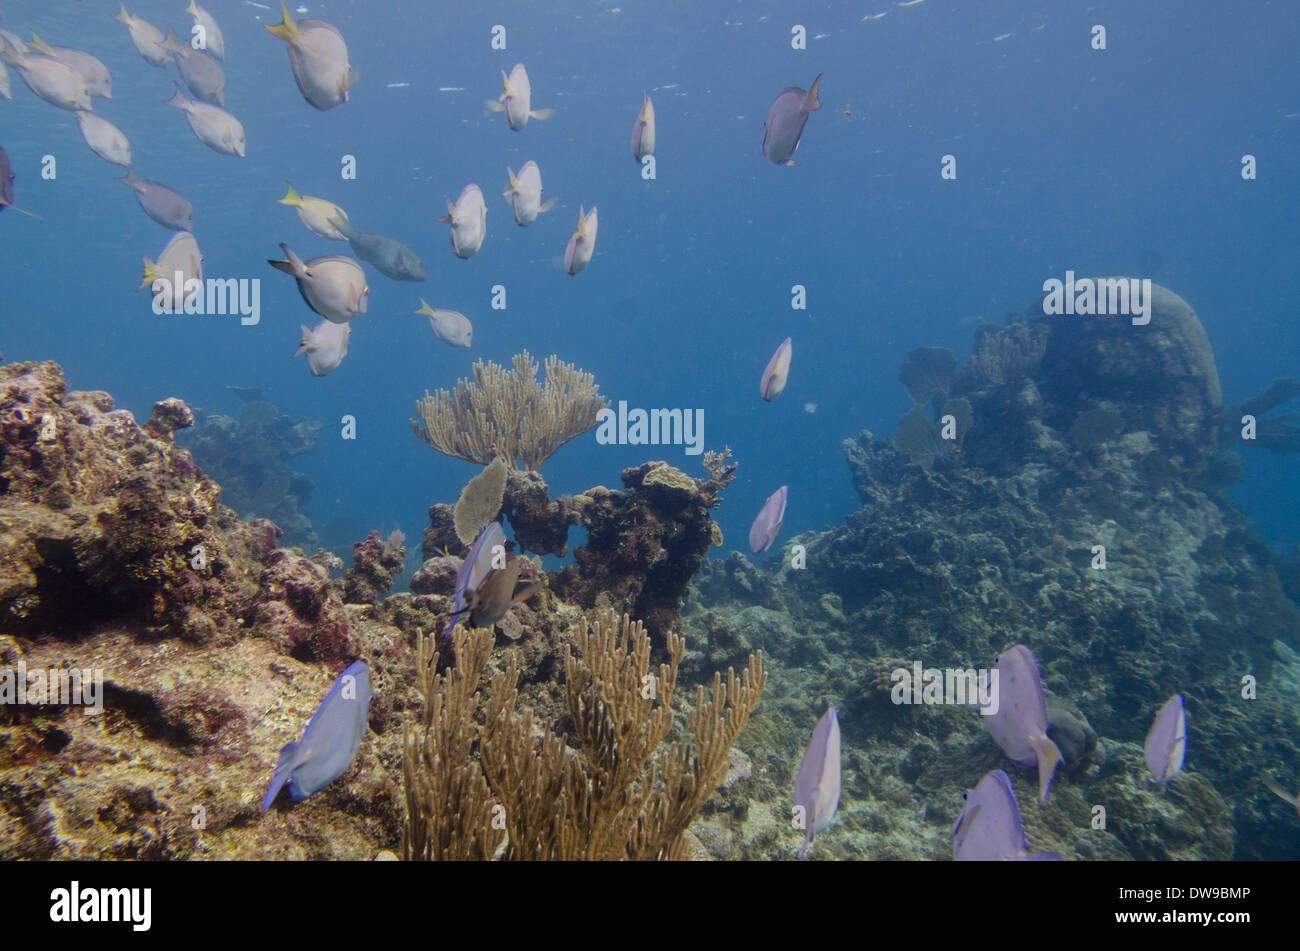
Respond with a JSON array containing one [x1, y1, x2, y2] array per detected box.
[[794, 706, 840, 858], [748, 485, 788, 554], [1144, 693, 1185, 784], [118, 168, 193, 231], [760, 337, 792, 401], [952, 770, 1063, 861], [762, 73, 822, 165], [983, 645, 1063, 803], [444, 521, 505, 638]]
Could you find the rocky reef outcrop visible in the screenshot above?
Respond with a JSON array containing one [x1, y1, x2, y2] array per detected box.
[[175, 394, 322, 551]]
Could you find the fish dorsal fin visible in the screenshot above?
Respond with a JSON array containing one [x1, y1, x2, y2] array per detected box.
[[279, 182, 300, 206], [806, 73, 823, 111]]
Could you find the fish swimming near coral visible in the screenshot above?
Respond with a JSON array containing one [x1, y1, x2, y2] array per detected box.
[[762, 73, 822, 165], [444, 521, 540, 635], [440, 184, 487, 259], [794, 706, 840, 858], [486, 62, 554, 130], [748, 485, 788, 554], [268, 243, 368, 324], [760, 337, 792, 401], [27, 31, 111, 99], [983, 645, 1063, 803], [1144, 693, 1186, 784], [631, 93, 655, 162], [564, 204, 598, 275], [952, 770, 1063, 861], [503, 161, 557, 227], [118, 168, 193, 231], [265, 1, 358, 111], [293, 319, 351, 376], [415, 299, 472, 348], [261, 661, 372, 811], [329, 213, 425, 281]]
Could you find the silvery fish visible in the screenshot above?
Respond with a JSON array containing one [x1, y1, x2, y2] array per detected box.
[[27, 32, 111, 99], [268, 243, 368, 324], [439, 184, 487, 259], [415, 299, 472, 349], [330, 213, 425, 282], [794, 706, 840, 859], [485, 62, 553, 130], [261, 661, 372, 811], [748, 484, 788, 554], [162, 28, 226, 106], [984, 645, 1063, 803], [762, 73, 822, 165], [165, 82, 245, 157], [1263, 775, 1300, 820], [0, 147, 39, 218], [564, 204, 599, 275], [265, 1, 358, 111], [760, 337, 793, 401], [446, 521, 505, 638], [952, 770, 1064, 861], [0, 45, 93, 112], [76, 112, 131, 167], [0, 30, 29, 56], [140, 231, 203, 311], [631, 93, 655, 162], [186, 0, 225, 60], [1144, 693, 1186, 784], [293, 319, 351, 377], [118, 168, 193, 231], [279, 182, 349, 240], [115, 4, 168, 67], [503, 161, 557, 227]]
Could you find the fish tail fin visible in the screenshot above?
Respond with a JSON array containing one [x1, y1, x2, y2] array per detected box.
[[115, 5, 132, 27], [278, 182, 300, 206], [806, 73, 823, 110], [260, 742, 301, 812], [414, 298, 433, 317], [27, 31, 51, 55], [118, 167, 143, 191], [268, 243, 305, 277], [186, 0, 199, 15], [292, 325, 313, 358], [484, 98, 504, 113], [162, 27, 184, 56], [538, 196, 559, 215], [138, 256, 160, 291], [163, 81, 188, 110], [9, 205, 42, 220], [265, 2, 300, 44], [529, 107, 555, 121], [1034, 734, 1063, 803]]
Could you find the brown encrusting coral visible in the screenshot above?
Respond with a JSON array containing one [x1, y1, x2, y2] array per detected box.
[[411, 351, 609, 470], [402, 612, 766, 861]]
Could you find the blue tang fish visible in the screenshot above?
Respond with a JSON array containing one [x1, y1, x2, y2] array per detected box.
[[952, 770, 1063, 861], [261, 661, 372, 811]]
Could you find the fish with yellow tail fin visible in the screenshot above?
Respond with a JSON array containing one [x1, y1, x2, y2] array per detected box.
[[563, 205, 598, 275], [140, 231, 203, 312], [265, 1, 358, 111], [485, 63, 553, 130], [115, 4, 168, 67], [503, 161, 557, 227], [983, 645, 1063, 803], [279, 182, 349, 240]]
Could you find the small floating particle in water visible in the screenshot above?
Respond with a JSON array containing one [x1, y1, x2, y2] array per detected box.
[[863, 10, 889, 19], [993, 32, 1015, 42], [439, 86, 466, 92], [387, 82, 410, 88]]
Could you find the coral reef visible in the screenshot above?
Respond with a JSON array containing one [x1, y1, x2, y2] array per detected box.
[[678, 285, 1300, 860], [342, 530, 407, 606], [411, 351, 609, 470], [175, 395, 323, 550], [403, 612, 766, 861]]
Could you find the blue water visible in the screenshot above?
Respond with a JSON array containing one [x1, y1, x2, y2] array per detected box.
[[2, 0, 1297, 562]]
